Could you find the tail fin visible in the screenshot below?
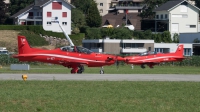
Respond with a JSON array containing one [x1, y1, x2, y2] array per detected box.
[[18, 35, 32, 54], [175, 44, 184, 56]]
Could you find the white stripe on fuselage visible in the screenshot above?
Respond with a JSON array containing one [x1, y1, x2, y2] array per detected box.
[[129, 55, 182, 62], [23, 54, 106, 63]]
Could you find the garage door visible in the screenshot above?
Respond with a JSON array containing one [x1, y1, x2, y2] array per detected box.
[[172, 23, 179, 32]]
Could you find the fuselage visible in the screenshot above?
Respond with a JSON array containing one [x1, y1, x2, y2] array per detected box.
[[125, 53, 184, 65], [14, 48, 116, 67]]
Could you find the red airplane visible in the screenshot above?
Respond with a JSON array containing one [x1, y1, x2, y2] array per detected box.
[[13, 35, 119, 74], [121, 44, 185, 69]]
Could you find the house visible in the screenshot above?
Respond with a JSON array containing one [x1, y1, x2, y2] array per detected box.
[[10, 0, 75, 34], [95, 0, 144, 30], [153, 0, 200, 35]]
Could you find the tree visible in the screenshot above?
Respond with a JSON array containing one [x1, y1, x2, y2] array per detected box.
[[111, 28, 132, 39], [71, 8, 86, 28], [0, 0, 7, 24], [195, 0, 200, 9], [71, 0, 92, 15], [173, 33, 179, 43], [85, 28, 101, 39], [161, 31, 172, 43], [139, 0, 168, 19], [86, 1, 101, 27], [9, 0, 34, 16]]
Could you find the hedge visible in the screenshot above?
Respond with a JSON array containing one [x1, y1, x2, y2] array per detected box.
[[0, 55, 200, 66]]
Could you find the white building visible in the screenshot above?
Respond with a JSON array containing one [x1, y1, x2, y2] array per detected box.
[[10, 0, 75, 34], [153, 0, 200, 35], [94, 0, 144, 16], [83, 39, 193, 56], [154, 43, 192, 56]]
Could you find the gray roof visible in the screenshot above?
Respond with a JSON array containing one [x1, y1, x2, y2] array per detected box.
[[10, 3, 34, 18], [34, 0, 50, 7], [154, 0, 185, 12], [11, 0, 75, 18]]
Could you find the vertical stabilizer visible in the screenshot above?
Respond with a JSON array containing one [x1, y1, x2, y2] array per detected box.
[[18, 35, 32, 54], [175, 44, 184, 56]]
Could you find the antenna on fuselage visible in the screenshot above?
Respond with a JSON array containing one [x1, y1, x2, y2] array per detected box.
[[52, 17, 74, 46]]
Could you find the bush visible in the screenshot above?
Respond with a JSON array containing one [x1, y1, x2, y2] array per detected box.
[[85, 28, 101, 39]]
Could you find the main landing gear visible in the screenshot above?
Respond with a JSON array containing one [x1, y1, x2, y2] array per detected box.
[[100, 67, 104, 74], [141, 64, 145, 69], [141, 64, 154, 69], [71, 65, 84, 74]]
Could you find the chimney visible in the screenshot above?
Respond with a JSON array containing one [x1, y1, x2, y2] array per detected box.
[[34, 0, 44, 5]]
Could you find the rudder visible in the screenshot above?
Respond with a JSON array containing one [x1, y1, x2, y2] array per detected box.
[[175, 44, 184, 56], [18, 35, 31, 54]]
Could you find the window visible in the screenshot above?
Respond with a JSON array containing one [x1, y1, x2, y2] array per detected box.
[[156, 15, 159, 19], [52, 2, 62, 9], [190, 25, 196, 28], [100, 3, 103, 6], [148, 47, 151, 51], [155, 48, 169, 53], [172, 23, 179, 32], [47, 22, 51, 25], [47, 12, 51, 17], [161, 14, 163, 19], [37, 12, 40, 16], [62, 12, 67, 17], [62, 22, 67, 25], [165, 14, 168, 19], [186, 25, 196, 28], [184, 48, 191, 56], [172, 14, 188, 18], [182, 14, 188, 18]]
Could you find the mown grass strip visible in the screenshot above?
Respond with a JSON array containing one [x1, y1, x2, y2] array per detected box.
[[0, 65, 199, 74], [0, 81, 199, 112]]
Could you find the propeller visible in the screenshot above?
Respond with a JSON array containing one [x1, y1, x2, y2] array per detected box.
[[114, 55, 125, 69]]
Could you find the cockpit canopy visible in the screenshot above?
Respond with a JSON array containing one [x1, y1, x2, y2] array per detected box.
[[60, 46, 93, 54], [139, 51, 157, 56]]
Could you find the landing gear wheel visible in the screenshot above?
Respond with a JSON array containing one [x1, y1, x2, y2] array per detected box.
[[141, 64, 145, 69], [77, 65, 84, 74], [77, 69, 82, 74], [100, 70, 104, 74]]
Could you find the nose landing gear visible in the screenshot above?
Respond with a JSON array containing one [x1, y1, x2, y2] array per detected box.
[[100, 67, 104, 74]]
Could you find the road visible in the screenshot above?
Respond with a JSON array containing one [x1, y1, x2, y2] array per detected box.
[[0, 74, 200, 81]]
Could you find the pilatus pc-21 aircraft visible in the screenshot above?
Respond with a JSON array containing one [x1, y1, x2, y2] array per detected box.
[[13, 17, 122, 74], [13, 35, 120, 74], [122, 44, 185, 69]]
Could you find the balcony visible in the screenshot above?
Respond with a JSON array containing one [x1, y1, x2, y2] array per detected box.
[[121, 47, 147, 53], [26, 16, 42, 21], [115, 4, 144, 10]]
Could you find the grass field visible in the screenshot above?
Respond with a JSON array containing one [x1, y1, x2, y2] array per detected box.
[[0, 64, 200, 74], [0, 81, 200, 112], [1, 65, 200, 111]]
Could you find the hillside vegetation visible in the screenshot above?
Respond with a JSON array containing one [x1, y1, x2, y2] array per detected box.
[[0, 30, 19, 52], [0, 30, 56, 52]]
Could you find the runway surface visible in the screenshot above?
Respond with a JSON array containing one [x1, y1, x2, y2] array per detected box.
[[0, 73, 200, 81]]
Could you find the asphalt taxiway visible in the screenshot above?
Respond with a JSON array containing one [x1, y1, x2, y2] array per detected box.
[[0, 74, 200, 81]]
